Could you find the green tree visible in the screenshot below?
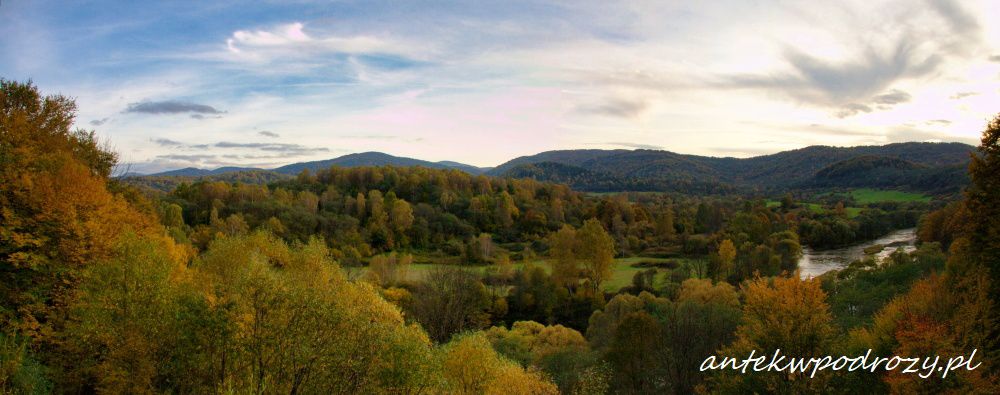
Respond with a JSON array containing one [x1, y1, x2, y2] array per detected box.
[[549, 225, 579, 288], [967, 114, 1000, 293], [576, 219, 615, 294]]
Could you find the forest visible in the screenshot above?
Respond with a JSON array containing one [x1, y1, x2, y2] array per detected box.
[[3, 79, 1000, 393]]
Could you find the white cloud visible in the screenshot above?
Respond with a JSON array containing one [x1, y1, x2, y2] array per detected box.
[[221, 22, 427, 63]]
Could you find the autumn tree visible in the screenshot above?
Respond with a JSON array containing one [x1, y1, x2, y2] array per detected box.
[[440, 333, 558, 394], [715, 239, 736, 281], [1, 80, 158, 340], [548, 225, 579, 288], [708, 276, 836, 393]]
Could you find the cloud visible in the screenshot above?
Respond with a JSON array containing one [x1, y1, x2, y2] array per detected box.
[[258, 130, 280, 138], [800, 123, 883, 137], [577, 97, 650, 118], [722, 0, 980, 108], [223, 22, 423, 63], [731, 43, 939, 106], [89, 117, 110, 126], [125, 100, 225, 115], [990, 55, 1000, 62], [925, 119, 951, 126], [155, 154, 217, 162], [146, 138, 329, 158], [190, 113, 223, 120], [835, 103, 873, 118], [834, 89, 909, 118], [871, 89, 911, 105], [214, 141, 329, 155], [151, 138, 185, 146], [949, 91, 978, 99], [927, 0, 981, 52]]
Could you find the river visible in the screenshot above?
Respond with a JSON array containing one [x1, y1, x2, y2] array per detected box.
[[798, 228, 917, 279]]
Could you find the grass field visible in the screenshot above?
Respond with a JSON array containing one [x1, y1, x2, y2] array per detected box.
[[846, 188, 931, 204], [351, 256, 708, 292], [766, 188, 929, 218]]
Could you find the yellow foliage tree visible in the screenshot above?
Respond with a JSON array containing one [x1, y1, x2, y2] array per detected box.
[[440, 333, 558, 395], [1, 80, 160, 339]]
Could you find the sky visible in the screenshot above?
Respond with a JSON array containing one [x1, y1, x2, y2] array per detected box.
[[2, 0, 1000, 173]]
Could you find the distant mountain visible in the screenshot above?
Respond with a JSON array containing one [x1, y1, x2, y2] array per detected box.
[[491, 142, 974, 195], [134, 142, 975, 195], [150, 166, 260, 177], [273, 152, 450, 174], [489, 149, 629, 175], [151, 167, 212, 177], [144, 152, 484, 177]]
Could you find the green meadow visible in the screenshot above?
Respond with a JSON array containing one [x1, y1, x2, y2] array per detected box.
[[846, 188, 931, 204], [352, 256, 708, 292]]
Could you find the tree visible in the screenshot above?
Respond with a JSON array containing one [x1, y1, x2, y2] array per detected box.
[[548, 225, 579, 288], [366, 252, 412, 287], [60, 233, 184, 392], [716, 239, 736, 281], [390, 199, 414, 233], [179, 232, 439, 393], [780, 193, 795, 210], [1, 79, 159, 341], [708, 276, 836, 393], [606, 312, 664, 393], [656, 204, 676, 241], [440, 333, 558, 394], [486, 321, 588, 367], [406, 267, 492, 343], [967, 114, 1000, 295], [576, 219, 615, 294]]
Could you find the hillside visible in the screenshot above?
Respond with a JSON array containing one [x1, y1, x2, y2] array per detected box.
[[142, 152, 483, 177], [492, 142, 973, 195], [134, 142, 974, 195], [123, 170, 291, 192], [273, 151, 455, 174]]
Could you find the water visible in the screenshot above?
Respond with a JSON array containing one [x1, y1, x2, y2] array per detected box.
[[798, 228, 917, 279]]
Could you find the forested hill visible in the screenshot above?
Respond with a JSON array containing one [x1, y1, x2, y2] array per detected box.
[[144, 151, 490, 177], [134, 142, 973, 195], [489, 142, 974, 195], [273, 151, 489, 175]]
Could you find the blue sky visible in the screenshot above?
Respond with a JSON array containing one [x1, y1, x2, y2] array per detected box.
[[2, 0, 999, 173]]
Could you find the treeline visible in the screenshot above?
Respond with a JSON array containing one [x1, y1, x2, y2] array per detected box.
[[798, 202, 924, 249], [124, 169, 289, 192]]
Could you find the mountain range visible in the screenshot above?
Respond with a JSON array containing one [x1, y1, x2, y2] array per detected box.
[[131, 142, 975, 195], [148, 152, 494, 177]]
